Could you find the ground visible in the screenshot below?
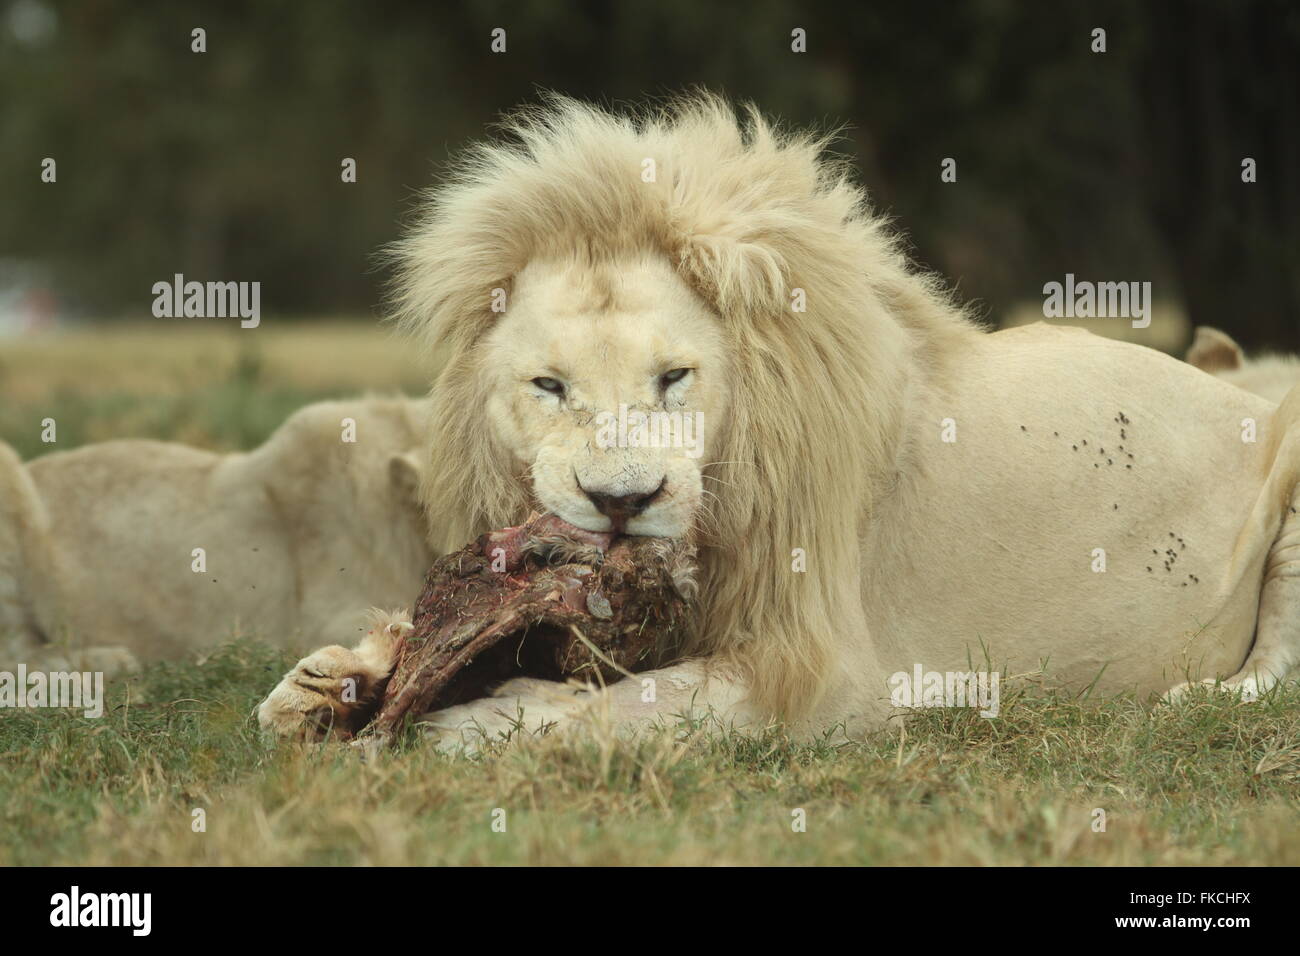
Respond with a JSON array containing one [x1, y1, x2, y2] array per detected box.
[[0, 321, 1296, 866]]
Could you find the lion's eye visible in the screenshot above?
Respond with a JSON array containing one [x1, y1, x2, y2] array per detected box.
[[532, 377, 566, 396], [659, 368, 692, 390]]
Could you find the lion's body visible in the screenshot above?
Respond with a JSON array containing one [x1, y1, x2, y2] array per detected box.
[[0, 397, 433, 667], [259, 94, 1300, 748], [1222, 358, 1300, 406], [857, 323, 1297, 722], [1185, 325, 1300, 404]]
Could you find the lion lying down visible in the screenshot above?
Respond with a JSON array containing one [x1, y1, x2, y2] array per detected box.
[[0, 397, 434, 671], [261, 94, 1300, 752]]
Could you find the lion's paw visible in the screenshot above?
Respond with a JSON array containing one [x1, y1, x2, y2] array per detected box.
[[1163, 674, 1261, 704], [258, 608, 410, 741], [415, 677, 595, 755]]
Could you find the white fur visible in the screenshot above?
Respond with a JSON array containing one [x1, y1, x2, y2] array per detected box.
[[0, 397, 434, 667], [1186, 325, 1300, 405]]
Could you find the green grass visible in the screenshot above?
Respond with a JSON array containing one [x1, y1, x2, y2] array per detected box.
[[0, 378, 346, 461], [1, 640, 1296, 865], [1, 323, 1297, 865]]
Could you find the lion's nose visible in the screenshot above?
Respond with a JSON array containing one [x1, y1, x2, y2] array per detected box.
[[581, 479, 666, 527]]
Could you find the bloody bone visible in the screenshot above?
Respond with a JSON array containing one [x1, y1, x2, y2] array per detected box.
[[362, 513, 696, 744]]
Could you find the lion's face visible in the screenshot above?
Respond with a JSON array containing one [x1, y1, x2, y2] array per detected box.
[[478, 254, 730, 538]]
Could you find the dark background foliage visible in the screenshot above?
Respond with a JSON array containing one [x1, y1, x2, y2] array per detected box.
[[2, 0, 1296, 348]]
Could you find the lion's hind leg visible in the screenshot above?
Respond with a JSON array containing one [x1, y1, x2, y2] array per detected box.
[[1217, 479, 1300, 698], [1178, 408, 1300, 702], [1225, 390, 1300, 696], [1166, 390, 1300, 704]]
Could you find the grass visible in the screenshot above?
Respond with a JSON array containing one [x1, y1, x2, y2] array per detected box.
[[1, 640, 1297, 865], [0, 320, 1297, 865]]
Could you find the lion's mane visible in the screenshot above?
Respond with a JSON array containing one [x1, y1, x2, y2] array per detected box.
[[388, 92, 976, 719]]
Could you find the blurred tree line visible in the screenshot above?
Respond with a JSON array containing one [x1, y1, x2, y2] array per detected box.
[[1, 0, 1296, 349]]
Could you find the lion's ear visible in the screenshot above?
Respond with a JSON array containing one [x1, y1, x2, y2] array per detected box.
[[388, 451, 424, 505], [1186, 326, 1244, 373]]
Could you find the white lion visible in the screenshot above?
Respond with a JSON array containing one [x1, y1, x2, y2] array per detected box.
[[0, 397, 434, 670], [1186, 326, 1300, 404], [262, 94, 1300, 749]]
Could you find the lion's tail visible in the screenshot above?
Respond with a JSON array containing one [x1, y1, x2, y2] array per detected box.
[[0, 440, 51, 645]]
